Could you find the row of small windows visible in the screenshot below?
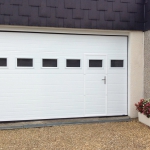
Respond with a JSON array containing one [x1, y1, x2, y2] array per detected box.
[[0, 58, 124, 68]]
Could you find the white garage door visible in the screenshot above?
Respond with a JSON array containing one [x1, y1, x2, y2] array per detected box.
[[0, 32, 127, 121]]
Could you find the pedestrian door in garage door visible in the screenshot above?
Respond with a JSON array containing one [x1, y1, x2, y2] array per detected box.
[[84, 54, 107, 116]]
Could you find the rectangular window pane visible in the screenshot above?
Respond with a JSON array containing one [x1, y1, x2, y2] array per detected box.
[[43, 59, 57, 67], [17, 58, 33, 67], [66, 59, 80, 67], [111, 60, 124, 67], [0, 58, 7, 66], [89, 60, 102, 67]]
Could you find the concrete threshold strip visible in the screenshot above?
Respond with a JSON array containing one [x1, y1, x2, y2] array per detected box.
[[0, 116, 130, 130]]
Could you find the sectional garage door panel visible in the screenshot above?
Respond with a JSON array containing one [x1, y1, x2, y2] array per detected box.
[[0, 33, 127, 54], [0, 32, 127, 121], [0, 74, 85, 121]]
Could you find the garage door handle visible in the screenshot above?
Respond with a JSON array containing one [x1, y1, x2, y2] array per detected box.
[[102, 76, 106, 84]]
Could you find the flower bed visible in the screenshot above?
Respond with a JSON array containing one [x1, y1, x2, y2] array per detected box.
[[135, 99, 150, 118], [135, 99, 150, 126]]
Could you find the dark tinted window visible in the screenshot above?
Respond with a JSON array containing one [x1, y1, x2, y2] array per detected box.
[[66, 59, 80, 67], [0, 58, 7, 66], [89, 60, 102, 67], [17, 58, 33, 67], [43, 59, 57, 67], [111, 60, 124, 67]]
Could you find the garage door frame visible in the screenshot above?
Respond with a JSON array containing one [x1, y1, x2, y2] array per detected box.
[[0, 25, 144, 119]]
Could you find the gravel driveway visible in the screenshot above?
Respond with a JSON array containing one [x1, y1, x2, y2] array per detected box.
[[0, 119, 150, 150]]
